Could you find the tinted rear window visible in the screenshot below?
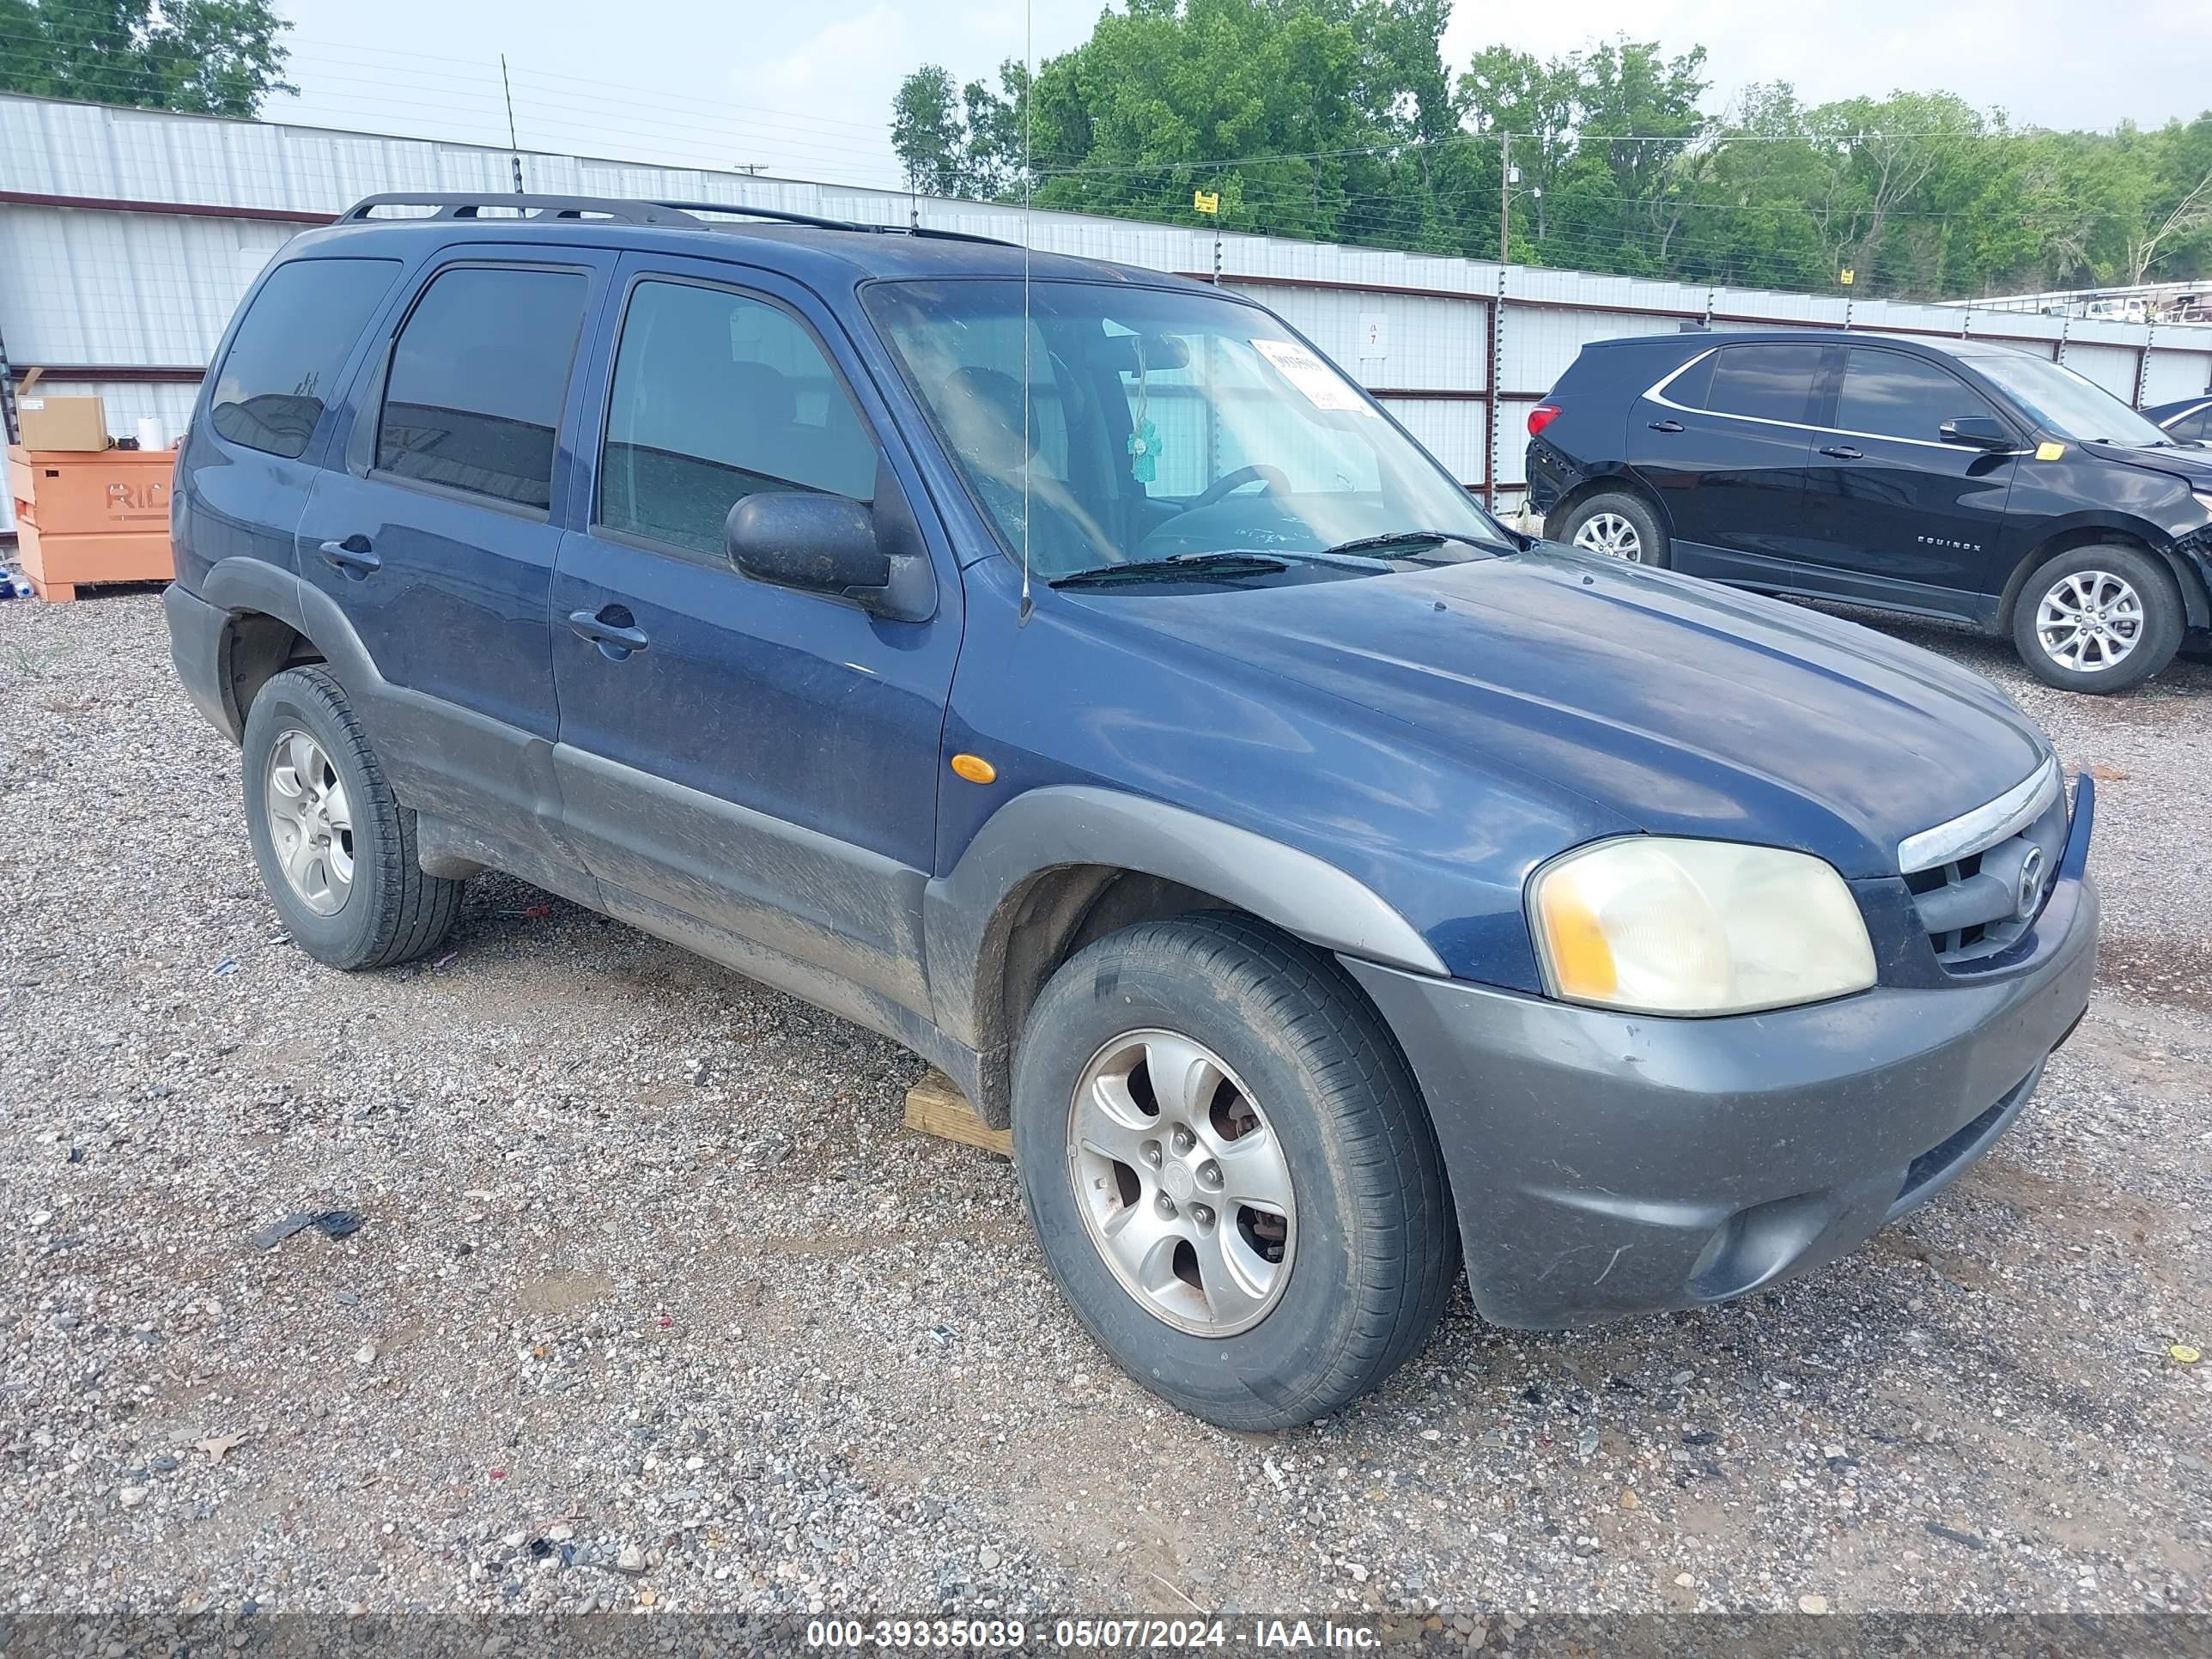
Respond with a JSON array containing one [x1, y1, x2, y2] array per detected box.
[[210, 258, 400, 459], [376, 266, 589, 509], [1706, 344, 1824, 424]]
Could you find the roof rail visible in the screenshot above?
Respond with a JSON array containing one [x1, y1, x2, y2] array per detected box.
[[339, 192, 706, 226], [335, 191, 1017, 249], [650, 199, 1014, 247]]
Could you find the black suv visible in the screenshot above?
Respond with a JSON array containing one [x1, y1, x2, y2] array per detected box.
[[1526, 330, 2212, 692]]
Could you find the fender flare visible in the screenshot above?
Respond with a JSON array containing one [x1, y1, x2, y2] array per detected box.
[[923, 784, 1448, 1054], [195, 557, 397, 731]]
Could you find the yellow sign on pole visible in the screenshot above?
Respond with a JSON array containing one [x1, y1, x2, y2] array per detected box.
[[1839, 268, 1856, 286], [1193, 190, 1220, 216]]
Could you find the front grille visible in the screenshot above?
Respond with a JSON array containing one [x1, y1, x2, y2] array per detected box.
[[1902, 781, 2068, 970]]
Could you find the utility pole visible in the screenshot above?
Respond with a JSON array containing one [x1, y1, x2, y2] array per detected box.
[[1498, 131, 1510, 264]]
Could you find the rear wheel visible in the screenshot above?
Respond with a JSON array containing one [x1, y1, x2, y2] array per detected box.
[[241, 665, 463, 969], [1559, 489, 1670, 568], [2011, 544, 2182, 694], [1012, 914, 1456, 1430]]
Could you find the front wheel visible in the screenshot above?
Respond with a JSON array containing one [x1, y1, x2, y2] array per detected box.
[[1559, 489, 1670, 568], [1012, 915, 1456, 1430], [2011, 544, 2182, 694]]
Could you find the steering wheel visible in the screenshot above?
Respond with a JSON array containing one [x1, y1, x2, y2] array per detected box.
[[1186, 464, 1293, 509]]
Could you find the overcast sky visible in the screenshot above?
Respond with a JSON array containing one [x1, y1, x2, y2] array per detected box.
[[267, 0, 2209, 188]]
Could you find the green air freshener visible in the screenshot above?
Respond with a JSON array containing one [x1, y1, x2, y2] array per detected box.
[[1128, 418, 1160, 484]]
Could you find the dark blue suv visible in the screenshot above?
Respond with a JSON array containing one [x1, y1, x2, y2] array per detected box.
[[164, 195, 2098, 1430]]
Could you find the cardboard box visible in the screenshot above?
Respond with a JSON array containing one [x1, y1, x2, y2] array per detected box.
[[13, 368, 109, 452]]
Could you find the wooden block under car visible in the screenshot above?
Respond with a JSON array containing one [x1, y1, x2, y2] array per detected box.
[[903, 1072, 1013, 1158], [7, 445, 178, 602]]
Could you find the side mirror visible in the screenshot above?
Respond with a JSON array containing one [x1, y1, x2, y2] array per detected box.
[[726, 491, 892, 602], [1939, 415, 2014, 451]]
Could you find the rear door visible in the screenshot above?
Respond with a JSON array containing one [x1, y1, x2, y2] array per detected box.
[[548, 254, 961, 1017], [1796, 344, 2024, 615], [1631, 341, 1824, 567], [175, 256, 404, 587], [300, 246, 615, 882]]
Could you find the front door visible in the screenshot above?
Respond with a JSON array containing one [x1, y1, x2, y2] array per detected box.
[[1794, 343, 2023, 617], [549, 256, 961, 1017], [299, 247, 616, 882], [1632, 340, 1825, 568]]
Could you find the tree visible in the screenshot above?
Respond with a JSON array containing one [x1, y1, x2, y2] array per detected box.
[[0, 0, 293, 117], [890, 64, 966, 196], [890, 9, 2212, 299]]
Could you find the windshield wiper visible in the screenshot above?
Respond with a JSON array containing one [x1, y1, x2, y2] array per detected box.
[[1319, 528, 1509, 557], [1048, 551, 1290, 589]]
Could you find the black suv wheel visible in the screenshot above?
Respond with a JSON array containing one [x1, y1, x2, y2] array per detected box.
[[2012, 544, 2183, 694], [1558, 489, 1670, 567], [1012, 913, 1456, 1430], [241, 666, 463, 969]]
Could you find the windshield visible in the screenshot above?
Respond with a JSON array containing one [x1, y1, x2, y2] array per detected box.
[[861, 278, 1513, 581], [1967, 350, 2173, 446]]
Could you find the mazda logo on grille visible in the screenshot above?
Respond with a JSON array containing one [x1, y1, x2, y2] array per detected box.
[[2015, 846, 2048, 921]]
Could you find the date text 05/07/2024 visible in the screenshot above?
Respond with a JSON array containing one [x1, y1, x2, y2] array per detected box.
[[805, 1618, 1383, 1650]]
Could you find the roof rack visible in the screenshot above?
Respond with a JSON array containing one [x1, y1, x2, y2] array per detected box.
[[649, 199, 1013, 247], [338, 193, 706, 225], [336, 192, 1015, 247]]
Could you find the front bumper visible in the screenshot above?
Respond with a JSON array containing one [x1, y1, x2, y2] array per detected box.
[[1344, 800, 2099, 1329]]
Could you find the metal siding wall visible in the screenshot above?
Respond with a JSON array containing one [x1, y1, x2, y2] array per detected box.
[[2142, 348, 2212, 404], [2063, 343, 2142, 401], [1235, 283, 1487, 394], [1380, 398, 1482, 488]]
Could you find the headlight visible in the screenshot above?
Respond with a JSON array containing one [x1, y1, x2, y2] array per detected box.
[[1529, 838, 1875, 1016]]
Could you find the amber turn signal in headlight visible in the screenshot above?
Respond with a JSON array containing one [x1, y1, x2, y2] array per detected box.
[[1529, 837, 1875, 1017]]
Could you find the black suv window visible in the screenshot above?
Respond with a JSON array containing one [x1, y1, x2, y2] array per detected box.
[[1706, 343, 1824, 424], [210, 258, 399, 459], [2171, 406, 2212, 442], [1837, 349, 1993, 441], [376, 265, 589, 509], [599, 281, 878, 556]]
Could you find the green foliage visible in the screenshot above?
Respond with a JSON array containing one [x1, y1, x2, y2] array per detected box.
[[0, 0, 294, 117], [888, 3, 2212, 299]]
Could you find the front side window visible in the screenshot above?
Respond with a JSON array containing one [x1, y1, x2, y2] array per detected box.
[[1705, 344, 1824, 425], [210, 258, 400, 459], [375, 265, 589, 509], [1837, 349, 1995, 441], [599, 281, 877, 556], [862, 279, 1506, 583]]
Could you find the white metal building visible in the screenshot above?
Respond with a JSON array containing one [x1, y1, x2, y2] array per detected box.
[[4, 91, 2210, 541]]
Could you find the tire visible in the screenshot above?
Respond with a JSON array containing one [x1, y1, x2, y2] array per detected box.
[[2010, 544, 2183, 694], [1011, 913, 1456, 1430], [1559, 489, 1670, 568], [240, 665, 463, 970]]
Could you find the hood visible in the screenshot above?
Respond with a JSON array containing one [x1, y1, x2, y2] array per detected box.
[[2081, 438, 2212, 491], [1109, 547, 2049, 879]]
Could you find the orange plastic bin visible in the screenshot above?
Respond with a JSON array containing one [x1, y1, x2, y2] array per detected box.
[[7, 445, 178, 602]]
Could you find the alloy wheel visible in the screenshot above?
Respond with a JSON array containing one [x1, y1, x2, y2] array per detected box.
[[1572, 511, 1643, 561], [2034, 569, 2143, 673], [264, 729, 355, 915], [1066, 1029, 1296, 1338]]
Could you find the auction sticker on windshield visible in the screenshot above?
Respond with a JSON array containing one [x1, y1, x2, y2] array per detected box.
[[1252, 339, 1378, 416]]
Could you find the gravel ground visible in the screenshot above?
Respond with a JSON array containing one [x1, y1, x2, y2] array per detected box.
[[2, 589, 2209, 1624]]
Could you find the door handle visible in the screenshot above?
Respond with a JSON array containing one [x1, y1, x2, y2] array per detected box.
[[1646, 419, 1686, 433], [568, 606, 649, 658], [1819, 445, 1863, 459], [317, 535, 380, 574]]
